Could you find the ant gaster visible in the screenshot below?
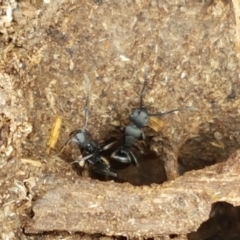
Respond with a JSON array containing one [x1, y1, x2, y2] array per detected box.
[[65, 77, 117, 177], [110, 71, 196, 169]]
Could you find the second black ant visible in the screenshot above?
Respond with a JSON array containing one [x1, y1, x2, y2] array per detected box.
[[109, 70, 196, 170], [63, 77, 117, 177]]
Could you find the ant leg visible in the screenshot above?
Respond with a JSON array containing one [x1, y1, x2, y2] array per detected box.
[[102, 140, 117, 151], [92, 163, 117, 177], [70, 153, 94, 165], [129, 151, 139, 167]]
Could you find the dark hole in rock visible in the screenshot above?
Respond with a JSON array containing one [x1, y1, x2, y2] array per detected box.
[[58, 124, 169, 185], [187, 201, 240, 240], [178, 121, 240, 175], [106, 152, 167, 186], [24, 208, 35, 219], [61, 135, 167, 186], [169, 234, 178, 238]]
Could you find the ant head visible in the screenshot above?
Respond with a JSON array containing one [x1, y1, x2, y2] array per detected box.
[[130, 107, 149, 128], [70, 129, 90, 146]]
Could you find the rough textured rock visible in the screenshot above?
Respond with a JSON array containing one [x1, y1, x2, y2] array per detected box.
[[24, 150, 240, 238], [1, 0, 240, 239]]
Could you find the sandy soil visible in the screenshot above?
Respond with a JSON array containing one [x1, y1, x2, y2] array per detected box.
[[1, 0, 240, 239]]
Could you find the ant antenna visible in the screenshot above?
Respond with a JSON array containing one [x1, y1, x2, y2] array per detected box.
[[83, 74, 91, 129], [83, 97, 89, 129], [149, 107, 198, 116], [140, 67, 148, 108]]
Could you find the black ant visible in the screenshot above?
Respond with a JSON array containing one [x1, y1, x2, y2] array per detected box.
[[63, 77, 117, 177], [110, 70, 197, 169]]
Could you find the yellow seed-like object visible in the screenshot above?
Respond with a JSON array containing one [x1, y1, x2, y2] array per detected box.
[[47, 116, 62, 154], [148, 116, 165, 132]]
